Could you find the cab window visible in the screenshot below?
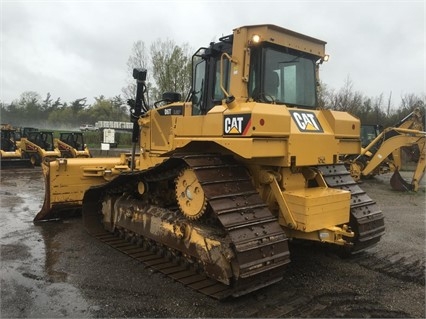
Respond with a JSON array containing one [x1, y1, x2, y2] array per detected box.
[[192, 59, 206, 115], [213, 57, 231, 103]]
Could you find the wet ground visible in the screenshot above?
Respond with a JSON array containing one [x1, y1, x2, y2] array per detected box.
[[1, 167, 425, 318]]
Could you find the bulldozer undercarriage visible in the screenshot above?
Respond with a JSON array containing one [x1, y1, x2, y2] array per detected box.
[[78, 154, 384, 298]]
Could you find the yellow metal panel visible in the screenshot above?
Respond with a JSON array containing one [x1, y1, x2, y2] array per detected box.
[[150, 111, 173, 151], [281, 187, 351, 232], [174, 113, 223, 137], [48, 157, 126, 206], [281, 169, 306, 190], [176, 102, 293, 138], [246, 103, 291, 137], [139, 115, 151, 151], [322, 109, 360, 138], [337, 139, 361, 155], [235, 25, 326, 57], [169, 103, 362, 166], [174, 137, 288, 159], [288, 133, 338, 165]]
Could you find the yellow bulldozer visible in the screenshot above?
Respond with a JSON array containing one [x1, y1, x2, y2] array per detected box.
[[0, 124, 33, 168], [35, 24, 385, 298], [346, 108, 425, 191]]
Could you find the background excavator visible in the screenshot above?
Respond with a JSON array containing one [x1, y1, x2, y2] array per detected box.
[[345, 108, 425, 191], [34, 24, 385, 298], [0, 124, 33, 168]]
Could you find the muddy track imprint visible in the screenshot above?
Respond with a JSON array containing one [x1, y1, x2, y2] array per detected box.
[[354, 252, 425, 285]]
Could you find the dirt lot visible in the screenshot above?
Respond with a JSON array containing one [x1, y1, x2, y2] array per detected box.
[[1, 167, 425, 318]]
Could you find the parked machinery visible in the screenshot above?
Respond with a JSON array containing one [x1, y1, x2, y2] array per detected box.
[[0, 124, 33, 168], [35, 24, 385, 298], [56, 132, 91, 158], [346, 108, 425, 191], [19, 130, 61, 166]]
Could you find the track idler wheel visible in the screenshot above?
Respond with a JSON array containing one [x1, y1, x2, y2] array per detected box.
[[175, 167, 207, 220]]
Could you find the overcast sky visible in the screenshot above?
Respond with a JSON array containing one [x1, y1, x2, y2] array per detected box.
[[1, 0, 425, 106]]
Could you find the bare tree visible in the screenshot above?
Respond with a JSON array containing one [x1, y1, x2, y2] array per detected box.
[[331, 76, 364, 114], [122, 41, 149, 101], [400, 93, 425, 111], [150, 39, 192, 101], [317, 81, 334, 109]]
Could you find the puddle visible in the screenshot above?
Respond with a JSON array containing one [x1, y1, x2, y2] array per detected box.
[[0, 168, 93, 317]]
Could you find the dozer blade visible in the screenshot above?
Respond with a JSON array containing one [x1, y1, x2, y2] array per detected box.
[[34, 157, 130, 222], [34, 161, 82, 222], [0, 159, 34, 169], [390, 168, 414, 191]]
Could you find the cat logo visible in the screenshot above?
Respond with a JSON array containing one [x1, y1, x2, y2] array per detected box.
[[289, 110, 323, 133], [224, 114, 251, 135]]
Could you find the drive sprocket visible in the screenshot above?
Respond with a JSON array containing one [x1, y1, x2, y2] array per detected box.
[[175, 167, 207, 220]]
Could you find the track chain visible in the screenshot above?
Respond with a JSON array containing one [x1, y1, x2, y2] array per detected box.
[[83, 154, 290, 299], [182, 154, 291, 295], [317, 164, 385, 252], [94, 230, 234, 299]]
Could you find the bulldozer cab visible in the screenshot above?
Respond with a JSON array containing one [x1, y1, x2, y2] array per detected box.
[[189, 25, 325, 116], [138, 24, 330, 161], [191, 37, 233, 115], [247, 45, 318, 107]]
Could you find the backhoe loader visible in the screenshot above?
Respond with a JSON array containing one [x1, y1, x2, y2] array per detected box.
[[19, 130, 61, 166], [35, 24, 385, 298], [0, 124, 33, 168], [346, 108, 425, 191], [55, 132, 91, 158]]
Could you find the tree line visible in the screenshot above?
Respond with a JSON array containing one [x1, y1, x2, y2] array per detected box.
[[1, 92, 129, 129], [318, 78, 425, 128], [1, 39, 424, 129]]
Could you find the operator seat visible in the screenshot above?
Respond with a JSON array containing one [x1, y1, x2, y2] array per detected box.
[[264, 71, 279, 99]]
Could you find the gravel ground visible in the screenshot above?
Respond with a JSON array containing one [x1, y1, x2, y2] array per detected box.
[[1, 167, 425, 318]]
